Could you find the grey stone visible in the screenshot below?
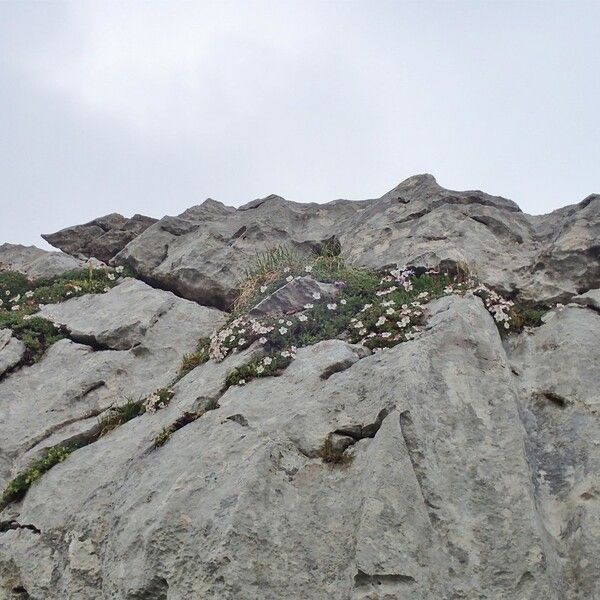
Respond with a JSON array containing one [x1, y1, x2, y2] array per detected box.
[[571, 287, 600, 311], [0, 244, 84, 279], [42, 174, 596, 308], [0, 330, 25, 378], [248, 276, 340, 317], [42, 213, 157, 263], [2, 296, 596, 599]]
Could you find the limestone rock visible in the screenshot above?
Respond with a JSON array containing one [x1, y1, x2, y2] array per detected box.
[[43, 175, 599, 308], [42, 213, 157, 263], [0, 244, 84, 279], [0, 330, 24, 378], [248, 276, 340, 317], [2, 296, 597, 598], [571, 287, 600, 311]]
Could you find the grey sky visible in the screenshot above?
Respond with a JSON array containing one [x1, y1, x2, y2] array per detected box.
[[1, 1, 598, 249]]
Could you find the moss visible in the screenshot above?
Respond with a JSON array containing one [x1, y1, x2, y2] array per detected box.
[[0, 444, 76, 508], [508, 304, 548, 331]]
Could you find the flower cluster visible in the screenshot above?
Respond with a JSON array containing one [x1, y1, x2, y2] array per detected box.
[[143, 388, 174, 413], [471, 284, 515, 329]]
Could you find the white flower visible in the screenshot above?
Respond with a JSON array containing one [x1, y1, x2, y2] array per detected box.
[[504, 322, 510, 329], [115, 265, 124, 273], [444, 285, 454, 294], [11, 305, 20, 311], [279, 327, 288, 335], [376, 316, 387, 326], [353, 320, 364, 329], [263, 357, 273, 366], [359, 328, 367, 335], [312, 292, 321, 300], [304, 265, 313, 272], [361, 303, 372, 311], [385, 308, 395, 315], [303, 303, 313, 309], [238, 338, 246, 346], [278, 318, 285, 324], [259, 337, 268, 344], [381, 332, 391, 338], [5, 290, 9, 296], [103, 287, 110, 292], [107, 273, 115, 281], [25, 290, 34, 298], [340, 299, 347, 305], [298, 314, 308, 322], [286, 320, 292, 326], [256, 365, 265, 374], [327, 303, 337, 310], [23, 314, 33, 321], [238, 379, 246, 386], [283, 267, 291, 273], [286, 276, 293, 282], [260, 285, 268, 293]]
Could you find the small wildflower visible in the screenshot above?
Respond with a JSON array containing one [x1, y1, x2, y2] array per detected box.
[[286, 276, 293, 282], [115, 265, 124, 273], [303, 303, 314, 309], [304, 265, 313, 272], [340, 299, 347, 305], [260, 285, 268, 293], [298, 314, 308, 322], [258, 337, 268, 344], [327, 303, 337, 310], [107, 273, 115, 281], [263, 357, 273, 366], [312, 292, 321, 300], [283, 267, 291, 273], [279, 327, 288, 335]]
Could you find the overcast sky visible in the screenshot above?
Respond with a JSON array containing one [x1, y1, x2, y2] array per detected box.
[[1, 1, 598, 249]]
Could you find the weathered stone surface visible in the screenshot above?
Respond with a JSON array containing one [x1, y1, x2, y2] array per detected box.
[[0, 330, 24, 378], [42, 175, 599, 308], [0, 280, 227, 491], [571, 287, 600, 311], [42, 213, 157, 263], [506, 304, 600, 599], [2, 295, 596, 599], [0, 244, 84, 279], [248, 276, 340, 317]]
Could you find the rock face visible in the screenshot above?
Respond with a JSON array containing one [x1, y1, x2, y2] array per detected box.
[[1, 175, 599, 600], [0, 244, 84, 279], [42, 213, 157, 264], [1, 294, 598, 599], [42, 175, 600, 308]]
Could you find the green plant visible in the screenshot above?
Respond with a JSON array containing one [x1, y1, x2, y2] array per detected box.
[[153, 399, 219, 448], [0, 444, 76, 508], [224, 352, 292, 389], [98, 397, 145, 436], [178, 337, 211, 379]]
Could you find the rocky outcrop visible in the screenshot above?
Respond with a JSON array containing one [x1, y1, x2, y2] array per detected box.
[[1, 294, 598, 598], [0, 244, 84, 279], [1, 175, 599, 599], [42, 175, 600, 308], [42, 213, 157, 264]]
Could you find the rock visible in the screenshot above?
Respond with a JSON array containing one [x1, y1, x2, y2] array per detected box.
[[42, 213, 157, 263], [0, 330, 25, 378], [248, 276, 340, 317], [0, 280, 227, 490], [3, 296, 596, 598], [44, 175, 599, 308], [0, 244, 84, 279], [38, 278, 224, 351], [571, 287, 600, 311], [506, 304, 600, 598]]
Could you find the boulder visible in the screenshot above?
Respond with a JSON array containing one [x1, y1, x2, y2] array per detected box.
[[248, 276, 340, 317], [42, 213, 157, 263], [0, 244, 84, 279]]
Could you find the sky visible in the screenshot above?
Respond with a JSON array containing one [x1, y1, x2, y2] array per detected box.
[[1, 1, 599, 249]]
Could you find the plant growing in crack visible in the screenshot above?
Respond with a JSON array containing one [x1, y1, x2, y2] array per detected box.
[[0, 444, 77, 509]]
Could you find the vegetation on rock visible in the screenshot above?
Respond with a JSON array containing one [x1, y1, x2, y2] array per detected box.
[[0, 266, 132, 364]]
